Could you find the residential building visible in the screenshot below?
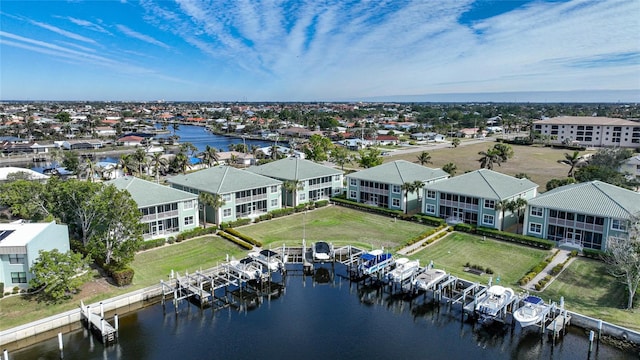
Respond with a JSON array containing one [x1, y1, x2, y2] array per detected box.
[[108, 176, 199, 239], [422, 169, 538, 230], [346, 160, 449, 213], [523, 181, 640, 251], [247, 157, 343, 207], [0, 221, 70, 289], [167, 166, 282, 224], [533, 116, 640, 147], [619, 155, 640, 180]]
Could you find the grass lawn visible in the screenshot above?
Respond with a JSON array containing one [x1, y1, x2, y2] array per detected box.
[[239, 206, 432, 250], [385, 142, 593, 192], [411, 232, 551, 287], [541, 258, 640, 331]]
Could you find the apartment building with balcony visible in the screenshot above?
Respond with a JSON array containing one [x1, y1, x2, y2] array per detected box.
[[533, 116, 640, 147]]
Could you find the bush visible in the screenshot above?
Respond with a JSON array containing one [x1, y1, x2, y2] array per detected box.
[[315, 200, 329, 208], [111, 267, 135, 286], [413, 214, 447, 227], [167, 237, 176, 244], [138, 237, 166, 251], [583, 248, 605, 260], [454, 224, 554, 249], [217, 231, 253, 250], [12, 286, 19, 294], [551, 263, 564, 275], [225, 228, 263, 247], [0, 282, 3, 298], [331, 197, 403, 218]]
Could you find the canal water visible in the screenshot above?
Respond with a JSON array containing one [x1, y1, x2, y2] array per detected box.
[[155, 124, 276, 153], [9, 264, 637, 359]]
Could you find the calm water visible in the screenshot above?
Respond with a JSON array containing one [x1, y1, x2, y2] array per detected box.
[[9, 264, 637, 360], [155, 124, 276, 153]]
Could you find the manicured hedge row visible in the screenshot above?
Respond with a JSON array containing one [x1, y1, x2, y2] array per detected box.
[[217, 231, 253, 250], [454, 223, 554, 249], [331, 197, 404, 217], [224, 228, 263, 247], [412, 214, 447, 227], [396, 224, 448, 251], [518, 250, 559, 286], [176, 226, 219, 241], [582, 248, 605, 260], [139, 237, 167, 251]]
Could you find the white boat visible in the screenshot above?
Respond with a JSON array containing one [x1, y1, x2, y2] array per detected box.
[[248, 249, 284, 272], [412, 268, 447, 291], [313, 241, 333, 262], [513, 295, 548, 328], [228, 257, 263, 280], [386, 258, 420, 283], [358, 249, 394, 275], [475, 285, 515, 323]]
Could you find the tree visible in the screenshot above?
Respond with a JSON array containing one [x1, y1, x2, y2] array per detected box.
[[451, 138, 461, 148], [495, 199, 511, 231], [79, 158, 97, 182], [283, 180, 304, 207], [558, 151, 587, 177], [88, 185, 144, 268], [357, 147, 383, 168], [442, 162, 457, 176], [515, 173, 531, 180], [604, 217, 640, 310], [412, 180, 425, 204], [119, 154, 136, 176], [29, 249, 90, 303], [200, 145, 219, 167], [546, 177, 576, 191], [171, 152, 190, 174], [416, 151, 432, 166], [199, 192, 225, 226], [132, 148, 147, 176], [54, 111, 71, 123], [171, 122, 180, 137], [303, 134, 333, 162], [148, 152, 169, 183], [478, 148, 502, 170], [0, 180, 50, 220], [5, 171, 34, 181], [492, 143, 514, 162], [511, 198, 528, 233], [400, 182, 415, 214], [62, 151, 80, 175], [330, 146, 352, 170]]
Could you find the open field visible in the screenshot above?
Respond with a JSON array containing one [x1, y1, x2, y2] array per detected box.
[[410, 232, 550, 287], [239, 206, 431, 250], [385, 141, 592, 192], [540, 258, 640, 331]]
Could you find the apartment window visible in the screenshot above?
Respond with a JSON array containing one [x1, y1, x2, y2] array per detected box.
[[483, 214, 494, 226], [8, 254, 25, 264], [392, 198, 400, 207], [392, 185, 400, 194], [223, 193, 232, 202], [530, 206, 543, 217], [271, 199, 278, 207], [349, 190, 357, 199], [183, 200, 194, 209], [611, 219, 627, 231], [425, 204, 436, 214], [299, 193, 306, 201], [184, 216, 194, 226], [11, 272, 27, 283], [350, 178, 357, 186], [333, 175, 340, 181], [529, 223, 542, 234], [426, 190, 436, 199], [271, 185, 278, 193], [484, 200, 495, 209], [223, 208, 232, 217]]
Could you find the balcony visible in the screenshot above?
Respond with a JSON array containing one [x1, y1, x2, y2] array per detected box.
[[360, 186, 389, 195], [439, 200, 478, 212], [235, 193, 267, 204], [141, 210, 179, 222]]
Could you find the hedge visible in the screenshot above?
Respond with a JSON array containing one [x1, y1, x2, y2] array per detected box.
[[224, 228, 263, 247], [412, 214, 447, 227], [518, 250, 559, 285], [219, 218, 252, 229], [396, 224, 448, 251], [583, 248, 605, 260], [176, 226, 218, 241], [331, 197, 404, 217], [138, 237, 166, 251], [217, 231, 253, 250], [454, 223, 554, 249], [111, 267, 135, 287]]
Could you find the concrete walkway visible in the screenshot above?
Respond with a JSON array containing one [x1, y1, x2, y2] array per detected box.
[[524, 249, 574, 292], [396, 226, 451, 256]]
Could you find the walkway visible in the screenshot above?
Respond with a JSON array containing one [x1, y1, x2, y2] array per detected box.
[[396, 226, 451, 256], [524, 249, 574, 292]]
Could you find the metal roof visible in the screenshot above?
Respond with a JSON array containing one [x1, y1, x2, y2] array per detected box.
[[246, 157, 342, 181], [108, 176, 197, 207], [425, 169, 539, 200], [167, 166, 282, 195], [347, 160, 449, 184]]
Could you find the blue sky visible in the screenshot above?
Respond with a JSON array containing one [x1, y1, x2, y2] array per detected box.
[[1, 0, 639, 102]]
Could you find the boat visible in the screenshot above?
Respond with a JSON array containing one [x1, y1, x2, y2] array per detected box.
[[412, 268, 447, 291], [513, 295, 548, 328], [228, 257, 263, 280], [475, 285, 516, 323], [313, 241, 333, 262], [386, 258, 420, 283], [358, 249, 394, 275], [248, 249, 284, 272]]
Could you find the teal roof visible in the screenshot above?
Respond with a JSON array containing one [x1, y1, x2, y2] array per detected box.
[[167, 165, 282, 194], [246, 157, 342, 181], [347, 160, 449, 184], [528, 180, 640, 219], [108, 176, 197, 207], [425, 169, 538, 200]]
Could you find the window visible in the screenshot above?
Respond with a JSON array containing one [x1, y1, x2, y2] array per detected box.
[[299, 193, 306, 201], [333, 175, 340, 181], [392, 185, 400, 194], [529, 223, 542, 234], [483, 214, 494, 226], [350, 178, 357, 186], [223, 208, 232, 217], [426, 190, 436, 199], [183, 200, 194, 209], [271, 185, 278, 193], [611, 219, 627, 231], [484, 200, 495, 209], [8, 254, 25, 264], [271, 199, 278, 207], [223, 193, 232, 202], [349, 190, 357, 199], [425, 204, 436, 214], [184, 216, 194, 226], [392, 198, 400, 207], [530, 207, 543, 217], [11, 272, 27, 283]]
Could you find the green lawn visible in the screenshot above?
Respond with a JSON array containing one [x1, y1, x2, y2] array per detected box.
[[411, 232, 550, 287], [540, 258, 640, 331], [240, 206, 431, 250]]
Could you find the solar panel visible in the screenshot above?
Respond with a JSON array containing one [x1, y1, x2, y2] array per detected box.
[[0, 230, 15, 242]]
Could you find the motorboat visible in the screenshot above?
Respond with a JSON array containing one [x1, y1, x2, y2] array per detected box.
[[513, 295, 548, 328], [248, 249, 284, 272], [412, 268, 447, 291], [228, 257, 263, 280], [313, 241, 333, 262], [358, 249, 394, 275], [386, 258, 420, 283], [475, 285, 515, 323]]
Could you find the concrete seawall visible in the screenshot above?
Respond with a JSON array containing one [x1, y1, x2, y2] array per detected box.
[[568, 310, 640, 345]]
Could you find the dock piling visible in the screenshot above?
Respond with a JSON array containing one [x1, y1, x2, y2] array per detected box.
[[58, 332, 63, 352]]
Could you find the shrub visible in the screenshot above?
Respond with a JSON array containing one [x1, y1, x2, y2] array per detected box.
[[485, 267, 494, 275], [111, 267, 135, 286], [331, 197, 403, 218], [167, 237, 176, 244], [315, 200, 329, 208], [138, 237, 166, 251], [454, 224, 554, 249], [217, 231, 253, 250], [551, 264, 564, 275], [583, 248, 605, 260], [12, 286, 19, 294], [225, 228, 263, 247]]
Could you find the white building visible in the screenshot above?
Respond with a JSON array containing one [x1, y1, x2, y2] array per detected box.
[[533, 116, 640, 147]]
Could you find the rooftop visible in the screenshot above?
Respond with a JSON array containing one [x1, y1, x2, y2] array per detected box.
[[167, 165, 282, 194], [534, 116, 639, 126], [425, 169, 538, 200], [347, 160, 449, 184], [108, 176, 197, 207], [0, 221, 57, 247], [246, 157, 342, 181]]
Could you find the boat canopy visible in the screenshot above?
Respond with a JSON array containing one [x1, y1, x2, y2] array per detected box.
[[523, 295, 544, 305], [260, 249, 279, 257], [315, 242, 330, 254]]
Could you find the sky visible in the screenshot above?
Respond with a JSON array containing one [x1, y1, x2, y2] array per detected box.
[[0, 0, 639, 102]]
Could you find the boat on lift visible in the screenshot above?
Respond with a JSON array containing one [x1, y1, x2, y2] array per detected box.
[[313, 241, 333, 262], [358, 249, 394, 275], [475, 285, 515, 324], [513, 295, 548, 328], [386, 258, 420, 283], [228, 257, 263, 280], [248, 249, 284, 272], [412, 268, 447, 291]]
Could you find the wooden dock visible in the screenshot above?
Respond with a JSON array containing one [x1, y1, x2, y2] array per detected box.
[[79, 301, 118, 345], [547, 312, 572, 338]]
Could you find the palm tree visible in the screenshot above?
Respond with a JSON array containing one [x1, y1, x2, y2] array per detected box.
[[172, 152, 190, 174], [400, 182, 415, 214], [442, 162, 457, 176], [198, 192, 224, 228], [558, 151, 587, 177], [412, 180, 425, 209], [148, 152, 169, 183], [511, 198, 528, 233], [200, 145, 219, 168], [478, 149, 502, 170], [270, 144, 281, 160], [283, 180, 304, 207], [416, 151, 432, 166], [119, 154, 136, 176], [132, 148, 147, 175], [495, 199, 511, 231], [451, 138, 461, 148], [80, 158, 96, 182]]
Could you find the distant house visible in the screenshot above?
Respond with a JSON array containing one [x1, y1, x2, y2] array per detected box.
[[109, 177, 199, 239], [0, 221, 70, 289], [95, 126, 117, 137], [247, 157, 343, 207], [116, 135, 145, 147], [60, 139, 104, 150], [0, 167, 49, 182], [217, 151, 256, 166], [619, 155, 640, 180], [346, 160, 449, 213]]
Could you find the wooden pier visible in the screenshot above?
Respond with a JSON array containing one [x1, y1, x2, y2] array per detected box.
[[79, 301, 118, 345]]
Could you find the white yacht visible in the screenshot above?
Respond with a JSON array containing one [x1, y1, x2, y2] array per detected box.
[[386, 258, 420, 283], [248, 249, 284, 272], [412, 268, 447, 291], [513, 295, 548, 328], [475, 285, 515, 323]]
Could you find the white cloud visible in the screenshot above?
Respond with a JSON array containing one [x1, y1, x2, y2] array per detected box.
[[29, 20, 97, 44], [66, 17, 111, 34], [116, 24, 171, 49]]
